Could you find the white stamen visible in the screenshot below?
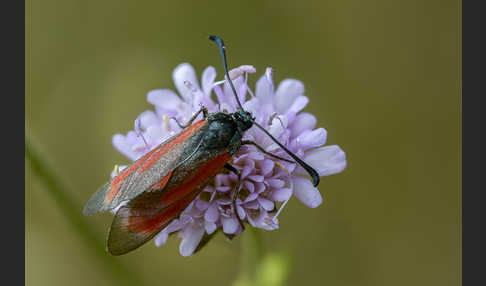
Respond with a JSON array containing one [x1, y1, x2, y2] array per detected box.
[[213, 79, 226, 86], [273, 197, 290, 220]]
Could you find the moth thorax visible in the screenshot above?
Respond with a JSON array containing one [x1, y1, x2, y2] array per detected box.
[[233, 109, 253, 132]]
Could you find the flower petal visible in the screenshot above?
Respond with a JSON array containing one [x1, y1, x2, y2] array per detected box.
[[179, 223, 205, 257], [136, 110, 160, 130], [287, 95, 309, 114], [270, 188, 292, 202], [275, 79, 305, 113], [244, 200, 260, 210], [228, 65, 256, 80], [147, 89, 182, 111], [260, 159, 275, 176], [290, 112, 317, 138], [303, 145, 347, 176], [255, 68, 274, 115], [292, 177, 322, 208], [248, 175, 264, 182], [195, 199, 210, 211], [237, 205, 246, 219], [267, 179, 285, 188], [257, 197, 275, 211], [204, 203, 219, 223], [205, 221, 217, 234], [295, 128, 327, 149], [244, 181, 255, 193], [154, 219, 181, 247], [221, 217, 239, 234], [173, 63, 200, 102], [201, 66, 217, 96], [112, 133, 138, 161]]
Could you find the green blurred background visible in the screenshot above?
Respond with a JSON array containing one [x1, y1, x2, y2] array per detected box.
[[25, 0, 461, 285]]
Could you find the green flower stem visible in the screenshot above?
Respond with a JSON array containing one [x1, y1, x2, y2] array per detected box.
[[25, 137, 146, 286], [233, 227, 263, 286], [234, 227, 292, 286], [242, 226, 263, 278]]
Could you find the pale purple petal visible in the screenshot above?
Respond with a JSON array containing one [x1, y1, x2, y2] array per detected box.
[[255, 68, 274, 115], [248, 175, 264, 182], [145, 125, 167, 146], [268, 115, 287, 138], [287, 95, 309, 114], [204, 203, 219, 222], [267, 179, 285, 188], [295, 128, 327, 149], [245, 192, 259, 202], [292, 177, 322, 208], [247, 151, 265, 160], [155, 220, 182, 246], [248, 210, 278, 231], [195, 199, 210, 211], [270, 188, 292, 202], [228, 65, 256, 80], [302, 145, 347, 176], [244, 181, 255, 193], [242, 166, 253, 178], [136, 110, 160, 130], [205, 221, 217, 234], [244, 200, 260, 209], [215, 174, 230, 187], [254, 182, 265, 193], [179, 223, 205, 256], [257, 197, 275, 211], [112, 134, 138, 161], [216, 186, 231, 192], [147, 89, 182, 112], [213, 85, 228, 108], [290, 112, 317, 138], [275, 79, 305, 113], [237, 205, 246, 219], [201, 66, 217, 96], [173, 63, 200, 102], [221, 217, 239, 234], [154, 231, 169, 247], [260, 159, 275, 176]]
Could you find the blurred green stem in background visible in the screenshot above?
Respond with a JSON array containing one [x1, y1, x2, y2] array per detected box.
[[233, 227, 291, 286], [25, 136, 147, 286]]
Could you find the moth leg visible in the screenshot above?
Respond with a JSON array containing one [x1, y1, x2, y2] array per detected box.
[[224, 163, 245, 231], [170, 106, 208, 129], [241, 140, 295, 164]]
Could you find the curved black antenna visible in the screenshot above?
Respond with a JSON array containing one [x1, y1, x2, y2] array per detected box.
[[253, 122, 320, 187], [208, 35, 320, 187], [208, 35, 244, 110]]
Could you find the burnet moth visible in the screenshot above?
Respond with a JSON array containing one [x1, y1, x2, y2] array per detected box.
[[83, 35, 320, 255]]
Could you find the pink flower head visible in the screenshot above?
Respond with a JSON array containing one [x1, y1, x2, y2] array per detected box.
[[111, 63, 346, 256]]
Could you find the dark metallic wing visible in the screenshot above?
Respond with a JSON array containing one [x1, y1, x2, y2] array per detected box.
[[83, 120, 208, 215], [106, 152, 231, 255]]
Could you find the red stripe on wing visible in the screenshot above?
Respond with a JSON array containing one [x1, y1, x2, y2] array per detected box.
[[150, 170, 174, 190], [126, 152, 231, 235], [127, 191, 199, 236], [105, 120, 206, 203], [105, 146, 160, 203], [138, 120, 206, 173], [161, 152, 231, 205]]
